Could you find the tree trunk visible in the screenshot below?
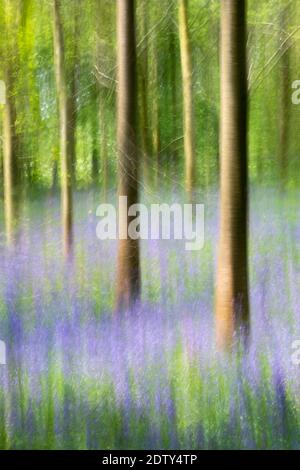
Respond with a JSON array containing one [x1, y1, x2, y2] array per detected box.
[[151, 44, 161, 187], [68, 78, 77, 182], [278, 5, 290, 189], [169, 15, 178, 166], [52, 157, 59, 191], [116, 0, 141, 311], [138, 0, 151, 185], [215, 0, 249, 350], [99, 88, 108, 198], [68, 2, 80, 180], [53, 0, 73, 258], [178, 0, 196, 202], [3, 66, 20, 246]]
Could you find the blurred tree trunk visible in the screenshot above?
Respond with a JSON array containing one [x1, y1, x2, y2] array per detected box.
[[169, 15, 178, 166], [178, 0, 195, 201], [138, 0, 151, 185], [215, 0, 249, 350], [52, 158, 59, 191], [2, 0, 21, 247], [68, 2, 80, 180], [278, 5, 290, 189], [151, 44, 161, 187], [99, 88, 108, 198], [91, 129, 100, 185], [68, 70, 77, 183], [116, 0, 141, 311], [53, 0, 73, 258], [3, 66, 20, 246]]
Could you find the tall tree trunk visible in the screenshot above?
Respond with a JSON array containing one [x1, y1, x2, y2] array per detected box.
[[215, 0, 249, 350], [116, 0, 141, 311], [278, 5, 290, 189], [151, 44, 161, 187], [68, 2, 80, 180], [3, 67, 20, 246], [68, 75, 77, 182], [99, 88, 108, 198], [52, 157, 59, 191], [53, 0, 73, 258], [138, 0, 151, 185], [91, 126, 100, 185], [169, 15, 178, 166], [178, 0, 196, 201]]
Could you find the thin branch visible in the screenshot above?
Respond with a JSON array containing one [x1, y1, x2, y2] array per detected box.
[[249, 25, 300, 92], [94, 65, 117, 85]]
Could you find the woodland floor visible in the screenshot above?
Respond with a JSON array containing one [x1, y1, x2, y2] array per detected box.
[[0, 187, 300, 449]]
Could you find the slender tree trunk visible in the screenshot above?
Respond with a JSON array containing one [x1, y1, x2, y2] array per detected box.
[[151, 45, 161, 187], [3, 67, 20, 246], [116, 0, 141, 311], [215, 0, 249, 350], [52, 158, 59, 191], [90, 91, 100, 187], [91, 123, 99, 184], [3, 0, 21, 247], [53, 0, 73, 258], [68, 78, 77, 182], [278, 5, 290, 189], [99, 89, 108, 198], [91, 145, 99, 184], [178, 0, 196, 201], [68, 3, 80, 180], [169, 16, 178, 165], [138, 0, 151, 185]]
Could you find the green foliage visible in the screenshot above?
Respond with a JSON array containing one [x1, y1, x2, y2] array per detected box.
[[1, 0, 299, 191]]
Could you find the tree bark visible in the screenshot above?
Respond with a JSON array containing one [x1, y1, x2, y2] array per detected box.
[[151, 44, 161, 187], [138, 0, 151, 185], [99, 88, 108, 198], [2, 0, 21, 247], [115, 0, 141, 311], [3, 66, 20, 246], [169, 14, 178, 166], [278, 5, 290, 189], [68, 1, 80, 180], [178, 0, 196, 202], [53, 0, 73, 258], [215, 0, 250, 350], [68, 76, 77, 182]]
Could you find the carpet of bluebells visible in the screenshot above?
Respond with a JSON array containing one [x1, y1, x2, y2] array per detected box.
[[0, 188, 300, 449]]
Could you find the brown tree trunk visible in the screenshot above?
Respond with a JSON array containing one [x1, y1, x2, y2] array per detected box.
[[116, 0, 141, 311], [178, 0, 196, 202], [215, 0, 249, 350], [53, 0, 73, 258], [3, 66, 20, 247], [278, 5, 290, 189]]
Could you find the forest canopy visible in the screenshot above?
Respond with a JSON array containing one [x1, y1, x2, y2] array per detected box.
[[1, 0, 299, 190]]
